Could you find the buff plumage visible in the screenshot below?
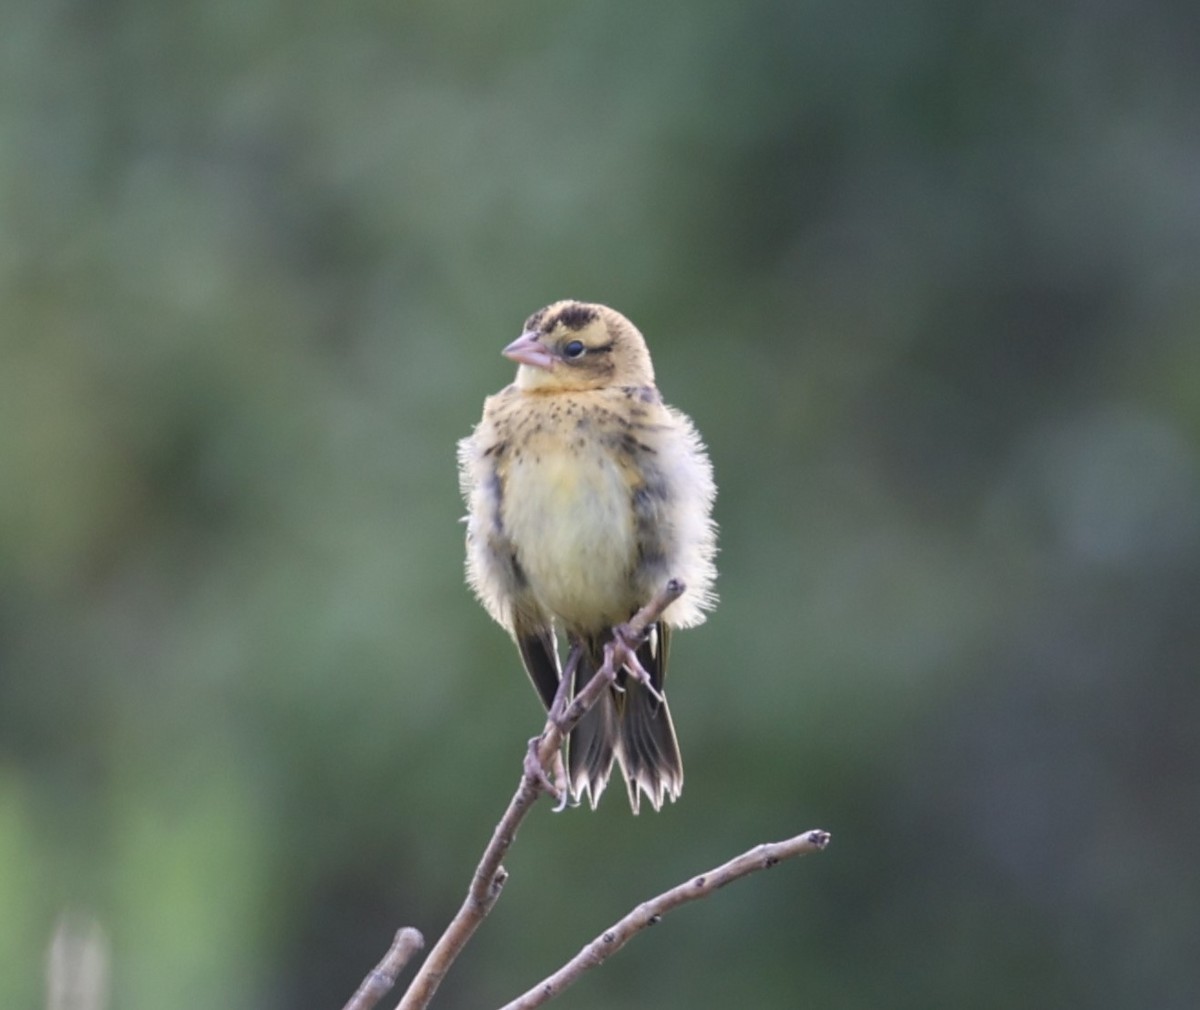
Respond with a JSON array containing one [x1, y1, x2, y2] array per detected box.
[[458, 301, 717, 812]]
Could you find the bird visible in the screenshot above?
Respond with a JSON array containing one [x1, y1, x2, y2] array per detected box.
[[458, 300, 717, 813]]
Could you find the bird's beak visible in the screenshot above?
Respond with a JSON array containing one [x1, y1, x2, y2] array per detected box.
[[503, 331, 556, 370]]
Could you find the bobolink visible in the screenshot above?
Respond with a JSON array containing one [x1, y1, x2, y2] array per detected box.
[[458, 300, 716, 812]]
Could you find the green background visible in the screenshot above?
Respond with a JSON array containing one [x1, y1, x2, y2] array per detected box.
[[3, 2, 1198, 1007]]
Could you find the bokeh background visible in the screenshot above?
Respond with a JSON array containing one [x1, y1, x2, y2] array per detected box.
[[3, 1, 1199, 1007]]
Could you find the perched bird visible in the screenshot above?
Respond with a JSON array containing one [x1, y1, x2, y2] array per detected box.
[[458, 300, 717, 812]]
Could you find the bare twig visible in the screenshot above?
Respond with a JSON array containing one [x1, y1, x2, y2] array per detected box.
[[343, 928, 425, 1010], [393, 580, 687, 1010], [496, 829, 832, 1010]]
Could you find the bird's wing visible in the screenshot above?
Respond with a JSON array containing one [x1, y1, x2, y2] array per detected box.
[[513, 611, 561, 711]]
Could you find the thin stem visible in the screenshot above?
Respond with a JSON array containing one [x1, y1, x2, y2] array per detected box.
[[496, 830, 833, 1010]]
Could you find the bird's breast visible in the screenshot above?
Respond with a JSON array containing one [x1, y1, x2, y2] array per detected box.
[[501, 432, 638, 629]]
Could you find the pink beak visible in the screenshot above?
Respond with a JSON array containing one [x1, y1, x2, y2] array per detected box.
[[502, 331, 556, 370]]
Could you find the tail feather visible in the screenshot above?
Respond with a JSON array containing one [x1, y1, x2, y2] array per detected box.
[[568, 643, 618, 808], [567, 627, 683, 814], [613, 681, 683, 814]]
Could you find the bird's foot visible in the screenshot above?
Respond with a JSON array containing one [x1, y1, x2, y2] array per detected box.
[[523, 734, 571, 808], [605, 624, 665, 704]]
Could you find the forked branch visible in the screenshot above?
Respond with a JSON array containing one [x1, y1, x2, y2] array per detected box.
[[394, 580, 687, 1010], [342, 579, 830, 1010]]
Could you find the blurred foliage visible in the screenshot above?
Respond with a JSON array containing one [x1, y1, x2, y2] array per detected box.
[[3, 0, 1199, 1007]]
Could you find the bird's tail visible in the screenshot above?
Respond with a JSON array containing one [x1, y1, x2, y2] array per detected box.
[[568, 630, 683, 814]]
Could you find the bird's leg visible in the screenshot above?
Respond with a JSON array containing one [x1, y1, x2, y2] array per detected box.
[[548, 643, 584, 727], [604, 623, 665, 705], [523, 644, 584, 808]]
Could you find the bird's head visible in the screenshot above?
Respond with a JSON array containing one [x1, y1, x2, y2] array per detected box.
[[504, 301, 655, 392]]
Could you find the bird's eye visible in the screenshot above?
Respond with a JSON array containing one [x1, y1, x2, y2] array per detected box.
[[563, 340, 586, 359]]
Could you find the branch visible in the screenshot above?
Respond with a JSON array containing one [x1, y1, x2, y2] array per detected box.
[[392, 580, 687, 1010], [495, 829, 831, 1010], [342, 928, 425, 1010]]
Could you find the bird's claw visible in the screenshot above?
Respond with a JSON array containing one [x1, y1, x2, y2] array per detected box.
[[524, 734, 571, 806], [551, 783, 579, 813], [524, 736, 559, 796]]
